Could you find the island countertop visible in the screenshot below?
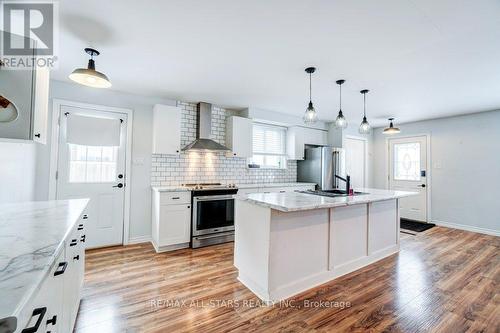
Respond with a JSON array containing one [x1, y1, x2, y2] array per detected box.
[[237, 188, 416, 212], [0, 199, 89, 321]]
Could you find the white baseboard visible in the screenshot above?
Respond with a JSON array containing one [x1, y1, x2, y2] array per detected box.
[[128, 235, 152, 244], [432, 220, 499, 237]]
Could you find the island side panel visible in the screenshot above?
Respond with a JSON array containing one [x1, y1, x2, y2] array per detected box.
[[234, 200, 272, 300], [368, 199, 399, 256], [329, 204, 369, 272], [268, 208, 330, 301]]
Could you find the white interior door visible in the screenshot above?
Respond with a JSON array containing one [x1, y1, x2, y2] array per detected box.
[[56, 105, 127, 248], [388, 136, 428, 222], [345, 137, 366, 189]]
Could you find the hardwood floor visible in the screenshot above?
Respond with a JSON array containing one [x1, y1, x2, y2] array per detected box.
[[75, 227, 499, 333]]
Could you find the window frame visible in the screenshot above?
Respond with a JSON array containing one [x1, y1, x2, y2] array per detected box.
[[248, 122, 288, 169]]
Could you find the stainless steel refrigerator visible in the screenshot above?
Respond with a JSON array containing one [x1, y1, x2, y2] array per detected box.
[[297, 146, 346, 191]]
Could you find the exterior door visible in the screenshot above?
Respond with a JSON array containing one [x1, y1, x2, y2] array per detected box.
[[56, 105, 127, 248], [345, 137, 366, 189], [388, 136, 428, 222]]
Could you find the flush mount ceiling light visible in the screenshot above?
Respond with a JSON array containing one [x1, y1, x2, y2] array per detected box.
[[69, 48, 112, 88], [303, 67, 318, 124], [358, 89, 371, 134], [383, 117, 401, 134], [334, 79, 348, 129]]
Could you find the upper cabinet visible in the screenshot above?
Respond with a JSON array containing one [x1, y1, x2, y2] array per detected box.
[[225, 116, 253, 158], [152, 104, 182, 155], [0, 33, 50, 143], [287, 126, 328, 160]]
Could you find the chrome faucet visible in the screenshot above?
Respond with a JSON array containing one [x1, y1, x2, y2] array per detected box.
[[335, 174, 351, 194]]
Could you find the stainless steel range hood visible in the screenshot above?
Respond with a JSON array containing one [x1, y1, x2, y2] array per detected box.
[[181, 102, 230, 152]]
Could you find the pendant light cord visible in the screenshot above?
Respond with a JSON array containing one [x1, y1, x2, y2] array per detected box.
[[309, 73, 312, 102], [339, 84, 342, 110], [363, 92, 366, 117]]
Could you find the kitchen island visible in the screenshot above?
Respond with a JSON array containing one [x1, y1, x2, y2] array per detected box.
[[234, 188, 416, 302]]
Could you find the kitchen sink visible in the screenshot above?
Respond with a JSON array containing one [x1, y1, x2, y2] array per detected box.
[[299, 189, 367, 198]]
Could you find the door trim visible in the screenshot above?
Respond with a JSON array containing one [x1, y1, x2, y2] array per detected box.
[[48, 98, 133, 245], [384, 133, 432, 223], [344, 135, 368, 188]]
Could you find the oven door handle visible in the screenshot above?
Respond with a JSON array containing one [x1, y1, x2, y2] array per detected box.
[[194, 195, 235, 201]]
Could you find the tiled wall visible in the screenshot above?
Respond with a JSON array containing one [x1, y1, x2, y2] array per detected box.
[[151, 102, 297, 186]]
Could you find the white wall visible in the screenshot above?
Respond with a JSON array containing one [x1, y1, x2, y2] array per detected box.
[[36, 80, 176, 240], [372, 110, 500, 235], [0, 140, 37, 202]]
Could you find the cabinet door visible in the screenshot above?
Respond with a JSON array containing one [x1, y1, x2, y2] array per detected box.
[[152, 104, 182, 155], [158, 204, 191, 246], [21, 250, 65, 333], [226, 116, 253, 157], [32, 66, 50, 144]]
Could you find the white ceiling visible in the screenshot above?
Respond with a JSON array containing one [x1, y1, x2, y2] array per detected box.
[[53, 0, 500, 126]]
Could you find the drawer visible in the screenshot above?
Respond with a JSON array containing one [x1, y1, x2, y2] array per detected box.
[[160, 191, 191, 205]]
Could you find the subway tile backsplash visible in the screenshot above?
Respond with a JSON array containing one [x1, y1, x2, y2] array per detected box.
[[151, 102, 297, 186]]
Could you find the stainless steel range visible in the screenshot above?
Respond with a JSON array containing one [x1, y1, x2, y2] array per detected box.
[[183, 183, 238, 248]]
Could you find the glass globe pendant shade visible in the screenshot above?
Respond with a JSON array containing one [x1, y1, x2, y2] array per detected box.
[[303, 101, 317, 124], [334, 110, 348, 129], [358, 116, 371, 134]]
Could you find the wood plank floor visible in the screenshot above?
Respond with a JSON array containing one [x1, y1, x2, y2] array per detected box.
[[75, 227, 499, 333]]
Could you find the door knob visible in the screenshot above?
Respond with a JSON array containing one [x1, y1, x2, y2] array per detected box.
[[419, 184, 426, 188], [113, 183, 124, 188]]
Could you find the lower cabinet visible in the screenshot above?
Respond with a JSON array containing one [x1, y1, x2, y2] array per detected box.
[[17, 212, 87, 333], [240, 185, 315, 195], [152, 190, 191, 252]]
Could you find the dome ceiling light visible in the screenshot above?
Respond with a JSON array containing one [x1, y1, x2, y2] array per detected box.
[[69, 48, 112, 88]]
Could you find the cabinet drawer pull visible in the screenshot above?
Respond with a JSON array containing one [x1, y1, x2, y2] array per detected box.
[[46, 315, 57, 326], [82, 214, 88, 219], [70, 239, 78, 246], [77, 224, 84, 230], [80, 235, 86, 242], [22, 307, 47, 333], [73, 255, 80, 261], [172, 197, 180, 200], [54, 262, 68, 276], [279, 190, 286, 193]]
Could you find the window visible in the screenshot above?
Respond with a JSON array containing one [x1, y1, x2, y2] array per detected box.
[[249, 123, 287, 169], [393, 142, 420, 181], [68, 144, 118, 183]]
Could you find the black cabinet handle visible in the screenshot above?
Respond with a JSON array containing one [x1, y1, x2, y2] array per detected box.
[[82, 214, 88, 219], [112, 183, 124, 188], [78, 224, 84, 230], [80, 235, 86, 242], [46, 315, 57, 326], [22, 307, 47, 333], [172, 197, 180, 200], [70, 239, 78, 246], [34, 133, 41, 138], [73, 255, 80, 261], [54, 262, 68, 276]]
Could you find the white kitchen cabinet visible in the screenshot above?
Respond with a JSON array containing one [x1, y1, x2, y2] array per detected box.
[[152, 104, 182, 155], [226, 116, 253, 157], [287, 126, 328, 160], [152, 190, 191, 252], [32, 65, 50, 144], [238, 184, 316, 196]]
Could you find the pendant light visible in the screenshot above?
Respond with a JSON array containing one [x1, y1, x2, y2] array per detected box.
[[383, 118, 401, 134], [334, 79, 348, 129], [69, 48, 112, 88], [358, 89, 371, 134], [303, 67, 318, 124]]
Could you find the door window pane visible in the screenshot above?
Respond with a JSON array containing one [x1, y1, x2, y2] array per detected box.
[[68, 144, 118, 183], [394, 142, 420, 181]]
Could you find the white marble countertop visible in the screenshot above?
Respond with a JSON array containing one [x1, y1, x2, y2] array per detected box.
[[152, 182, 316, 192], [0, 199, 89, 321], [236, 182, 316, 189], [237, 188, 417, 212]]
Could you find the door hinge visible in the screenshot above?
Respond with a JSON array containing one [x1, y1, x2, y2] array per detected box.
[[55, 171, 58, 180]]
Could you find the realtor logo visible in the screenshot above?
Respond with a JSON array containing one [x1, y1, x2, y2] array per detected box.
[[1, 0, 58, 68]]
